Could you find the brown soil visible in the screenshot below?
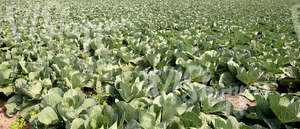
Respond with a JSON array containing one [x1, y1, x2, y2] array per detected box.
[[0, 98, 30, 129], [221, 94, 256, 110], [0, 98, 17, 129]]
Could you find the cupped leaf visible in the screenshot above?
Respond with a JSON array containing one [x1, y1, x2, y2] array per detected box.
[[0, 62, 12, 85], [15, 79, 43, 99], [38, 107, 59, 125], [42, 93, 63, 109], [153, 92, 187, 122], [214, 116, 239, 129], [58, 89, 96, 121], [71, 118, 85, 129], [115, 72, 144, 102], [62, 89, 86, 109], [84, 105, 119, 129], [116, 101, 139, 122], [139, 111, 156, 129], [186, 65, 211, 83]]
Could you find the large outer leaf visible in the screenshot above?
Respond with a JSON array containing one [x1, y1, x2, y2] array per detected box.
[[41, 92, 63, 108], [116, 101, 139, 122], [268, 94, 300, 123], [0, 62, 12, 85], [214, 116, 239, 129], [239, 123, 268, 129], [71, 118, 85, 129], [180, 112, 202, 128], [186, 65, 211, 83], [84, 105, 118, 129], [0, 85, 14, 96], [38, 107, 59, 125], [139, 111, 155, 129], [15, 79, 42, 99], [203, 100, 233, 115], [58, 89, 96, 120], [124, 120, 140, 129], [116, 72, 144, 102], [254, 95, 281, 129], [5, 95, 23, 117], [153, 92, 187, 122], [219, 72, 239, 87], [19, 102, 40, 120], [62, 89, 85, 109]]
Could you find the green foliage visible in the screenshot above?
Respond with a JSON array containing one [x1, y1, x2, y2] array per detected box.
[[8, 117, 27, 129], [0, 0, 300, 128]]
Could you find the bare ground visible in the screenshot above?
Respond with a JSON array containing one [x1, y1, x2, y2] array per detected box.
[[221, 94, 256, 110], [0, 98, 30, 129], [0, 98, 18, 129]]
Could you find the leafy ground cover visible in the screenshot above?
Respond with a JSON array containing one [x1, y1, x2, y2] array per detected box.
[[0, 0, 300, 128]]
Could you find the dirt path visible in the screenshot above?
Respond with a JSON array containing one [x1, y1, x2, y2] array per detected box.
[[0, 98, 18, 129], [0, 98, 31, 129], [222, 94, 256, 110]]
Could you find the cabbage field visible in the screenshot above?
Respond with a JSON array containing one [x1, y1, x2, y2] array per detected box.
[[0, 0, 300, 128]]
